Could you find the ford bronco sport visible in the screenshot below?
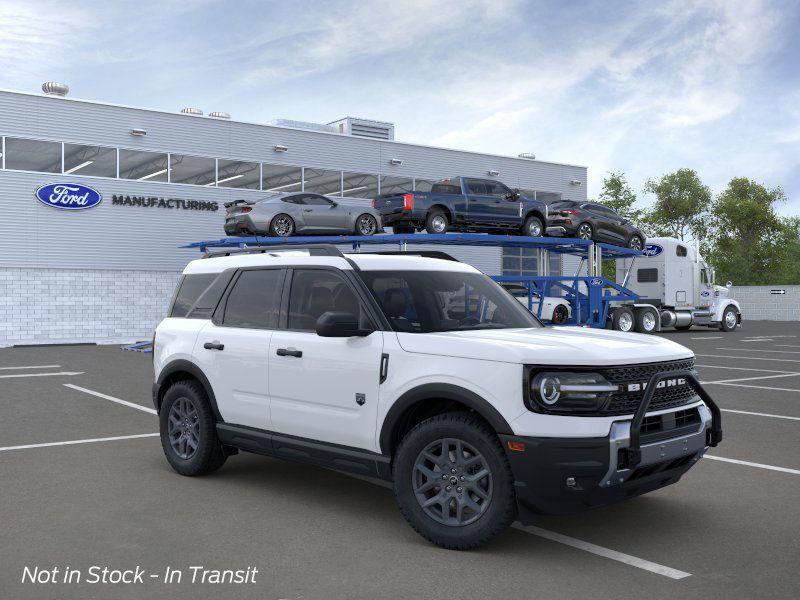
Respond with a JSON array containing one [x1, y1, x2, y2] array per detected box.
[[153, 245, 721, 549]]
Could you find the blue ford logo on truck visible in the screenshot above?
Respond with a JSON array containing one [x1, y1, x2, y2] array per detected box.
[[35, 183, 102, 210], [642, 244, 663, 257]]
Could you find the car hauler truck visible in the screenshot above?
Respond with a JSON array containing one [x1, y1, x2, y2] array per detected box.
[[611, 237, 742, 334]]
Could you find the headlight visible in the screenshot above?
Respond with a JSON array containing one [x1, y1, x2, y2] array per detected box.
[[530, 371, 618, 412]]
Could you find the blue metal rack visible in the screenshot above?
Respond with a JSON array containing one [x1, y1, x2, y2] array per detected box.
[[185, 233, 642, 328]]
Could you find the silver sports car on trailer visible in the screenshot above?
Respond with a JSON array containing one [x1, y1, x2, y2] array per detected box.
[[224, 192, 383, 237]]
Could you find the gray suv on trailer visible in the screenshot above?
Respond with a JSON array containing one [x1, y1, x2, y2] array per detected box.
[[224, 192, 383, 237]]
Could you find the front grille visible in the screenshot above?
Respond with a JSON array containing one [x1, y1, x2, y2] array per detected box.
[[640, 407, 701, 443], [601, 358, 699, 415]]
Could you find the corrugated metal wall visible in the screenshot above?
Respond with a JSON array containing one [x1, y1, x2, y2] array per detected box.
[[0, 89, 586, 275]]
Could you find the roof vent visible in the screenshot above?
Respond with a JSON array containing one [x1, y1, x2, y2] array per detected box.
[[42, 82, 69, 96], [328, 117, 395, 141], [518, 152, 536, 160], [268, 119, 337, 134], [209, 111, 231, 119], [180, 107, 204, 116]]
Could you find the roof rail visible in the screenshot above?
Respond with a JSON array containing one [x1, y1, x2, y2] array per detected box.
[[364, 250, 460, 262], [203, 244, 345, 259]]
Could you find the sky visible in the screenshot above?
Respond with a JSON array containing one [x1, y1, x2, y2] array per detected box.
[[1, 0, 799, 213]]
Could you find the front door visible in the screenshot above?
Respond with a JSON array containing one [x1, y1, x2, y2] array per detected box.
[[268, 268, 384, 450], [303, 194, 350, 232], [195, 268, 285, 429]]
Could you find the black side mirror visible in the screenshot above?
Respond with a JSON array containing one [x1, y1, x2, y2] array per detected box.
[[315, 311, 372, 337], [329, 201, 338, 208]]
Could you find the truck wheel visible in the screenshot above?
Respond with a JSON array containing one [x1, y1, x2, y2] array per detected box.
[[159, 380, 227, 477], [393, 412, 516, 550], [522, 215, 544, 237], [269, 214, 295, 237], [719, 306, 739, 332], [551, 304, 569, 324], [425, 210, 449, 234], [612, 307, 635, 332], [634, 308, 657, 334], [628, 235, 644, 251]]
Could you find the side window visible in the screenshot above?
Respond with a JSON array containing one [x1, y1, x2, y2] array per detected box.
[[485, 181, 512, 198], [676, 245, 688, 257], [287, 270, 367, 331], [465, 179, 488, 195], [282, 195, 305, 205], [222, 269, 283, 329], [171, 274, 217, 317], [304, 194, 334, 206], [430, 183, 461, 194], [637, 268, 659, 283]]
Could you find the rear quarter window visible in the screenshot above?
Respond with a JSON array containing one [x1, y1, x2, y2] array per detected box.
[[170, 274, 217, 317]]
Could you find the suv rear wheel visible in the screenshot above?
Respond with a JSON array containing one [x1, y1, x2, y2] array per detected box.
[[159, 380, 227, 476], [393, 413, 516, 550]]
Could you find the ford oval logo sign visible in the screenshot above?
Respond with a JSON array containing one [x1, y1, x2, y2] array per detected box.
[[701, 290, 710, 297], [35, 183, 102, 210], [588, 277, 603, 286], [642, 244, 663, 257]]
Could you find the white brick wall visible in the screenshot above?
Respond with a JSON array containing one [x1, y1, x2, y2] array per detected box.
[[729, 286, 800, 322], [0, 268, 180, 347]]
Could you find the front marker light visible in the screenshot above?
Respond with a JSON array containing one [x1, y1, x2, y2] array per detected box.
[[530, 371, 618, 412]]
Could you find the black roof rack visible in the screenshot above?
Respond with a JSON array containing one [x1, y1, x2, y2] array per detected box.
[[363, 250, 460, 262], [203, 244, 345, 259]]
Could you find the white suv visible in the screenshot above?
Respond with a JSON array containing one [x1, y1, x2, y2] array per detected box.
[[153, 244, 722, 549]]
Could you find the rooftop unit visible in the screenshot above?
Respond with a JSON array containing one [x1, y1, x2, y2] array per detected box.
[[268, 119, 338, 134], [328, 117, 395, 141]]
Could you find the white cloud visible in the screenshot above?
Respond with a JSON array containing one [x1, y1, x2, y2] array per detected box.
[[0, 1, 90, 82]]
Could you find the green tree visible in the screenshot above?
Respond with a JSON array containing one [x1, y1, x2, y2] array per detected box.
[[706, 178, 795, 285], [598, 171, 642, 225], [642, 168, 711, 241]]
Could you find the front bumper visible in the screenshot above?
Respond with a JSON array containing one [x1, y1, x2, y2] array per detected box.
[[502, 402, 713, 520]]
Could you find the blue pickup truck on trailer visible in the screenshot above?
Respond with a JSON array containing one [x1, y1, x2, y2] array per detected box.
[[372, 176, 551, 236]]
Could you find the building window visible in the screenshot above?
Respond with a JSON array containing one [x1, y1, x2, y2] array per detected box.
[[170, 154, 216, 186], [4, 138, 61, 173], [63, 144, 117, 177], [341, 172, 379, 198], [502, 248, 538, 276], [379, 175, 413, 195], [217, 159, 260, 189], [119, 149, 169, 182], [262, 163, 302, 193], [304, 168, 342, 196]]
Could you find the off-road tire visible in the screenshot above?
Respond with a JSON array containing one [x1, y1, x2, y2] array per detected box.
[[393, 412, 517, 550], [159, 380, 227, 476]]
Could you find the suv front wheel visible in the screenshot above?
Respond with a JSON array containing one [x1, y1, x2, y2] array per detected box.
[[393, 413, 516, 550], [159, 380, 227, 476]]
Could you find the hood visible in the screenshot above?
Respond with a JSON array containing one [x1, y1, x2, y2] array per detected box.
[[714, 285, 730, 298], [396, 327, 693, 366]]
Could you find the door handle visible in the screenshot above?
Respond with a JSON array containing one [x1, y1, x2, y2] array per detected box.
[[203, 341, 224, 351], [276, 348, 303, 358], [303, 209, 313, 213]]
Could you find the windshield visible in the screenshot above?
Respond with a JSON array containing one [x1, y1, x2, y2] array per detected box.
[[359, 270, 543, 332]]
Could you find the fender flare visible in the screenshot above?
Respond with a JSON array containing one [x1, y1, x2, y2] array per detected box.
[[714, 300, 741, 322], [155, 359, 223, 420], [379, 383, 514, 454]]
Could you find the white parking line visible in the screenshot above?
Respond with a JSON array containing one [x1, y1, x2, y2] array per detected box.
[[690, 336, 723, 340], [0, 364, 61, 370], [695, 364, 797, 374], [340, 472, 692, 579], [716, 347, 800, 354], [775, 344, 800, 349], [705, 381, 800, 393], [0, 371, 84, 379], [513, 525, 692, 579], [706, 455, 800, 475], [63, 384, 157, 415], [703, 373, 800, 385], [740, 339, 773, 342], [722, 408, 800, 422], [696, 354, 800, 364], [0, 433, 159, 453]]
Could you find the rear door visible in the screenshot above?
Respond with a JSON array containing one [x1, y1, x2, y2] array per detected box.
[[195, 268, 284, 429], [465, 178, 517, 226], [268, 268, 384, 450]]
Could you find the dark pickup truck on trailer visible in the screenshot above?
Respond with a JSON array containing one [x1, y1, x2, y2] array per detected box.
[[373, 177, 550, 236]]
